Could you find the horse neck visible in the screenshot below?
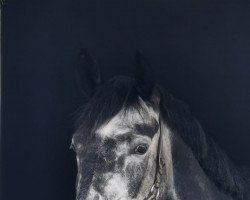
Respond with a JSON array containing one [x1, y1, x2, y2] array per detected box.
[[169, 126, 233, 200]]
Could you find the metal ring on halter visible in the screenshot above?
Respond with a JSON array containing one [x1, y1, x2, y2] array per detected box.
[[156, 188, 160, 199], [150, 185, 155, 193]]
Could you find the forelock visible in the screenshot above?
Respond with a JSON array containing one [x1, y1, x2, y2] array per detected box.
[[75, 76, 157, 137]]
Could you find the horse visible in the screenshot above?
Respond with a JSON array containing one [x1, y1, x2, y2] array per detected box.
[[70, 49, 249, 200]]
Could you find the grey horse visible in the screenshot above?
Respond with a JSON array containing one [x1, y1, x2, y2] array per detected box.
[[71, 50, 249, 200]]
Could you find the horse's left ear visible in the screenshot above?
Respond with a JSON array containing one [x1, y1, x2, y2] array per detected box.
[[75, 49, 102, 99], [134, 50, 158, 104]]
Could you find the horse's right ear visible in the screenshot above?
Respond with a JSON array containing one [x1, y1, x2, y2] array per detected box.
[[75, 49, 101, 98]]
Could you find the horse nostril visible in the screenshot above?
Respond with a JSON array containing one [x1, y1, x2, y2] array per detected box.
[[93, 194, 99, 200]]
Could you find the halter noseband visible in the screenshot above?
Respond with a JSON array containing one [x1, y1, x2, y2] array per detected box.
[[144, 119, 165, 200]]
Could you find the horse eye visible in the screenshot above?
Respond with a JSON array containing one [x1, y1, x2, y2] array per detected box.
[[134, 145, 148, 155]]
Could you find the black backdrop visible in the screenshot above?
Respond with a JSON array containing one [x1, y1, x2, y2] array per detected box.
[[2, 0, 250, 200]]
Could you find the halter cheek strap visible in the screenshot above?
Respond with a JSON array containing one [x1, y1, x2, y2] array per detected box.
[[144, 119, 165, 200]]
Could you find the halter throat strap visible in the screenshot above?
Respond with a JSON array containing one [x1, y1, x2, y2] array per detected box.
[[144, 119, 165, 200]]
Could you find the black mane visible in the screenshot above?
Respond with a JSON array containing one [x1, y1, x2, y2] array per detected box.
[[158, 87, 247, 200], [75, 76, 142, 135], [76, 75, 247, 199]]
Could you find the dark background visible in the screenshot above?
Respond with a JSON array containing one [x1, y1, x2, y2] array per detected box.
[[2, 0, 250, 199]]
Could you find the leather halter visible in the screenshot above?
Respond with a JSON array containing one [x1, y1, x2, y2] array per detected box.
[[144, 119, 165, 200]]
